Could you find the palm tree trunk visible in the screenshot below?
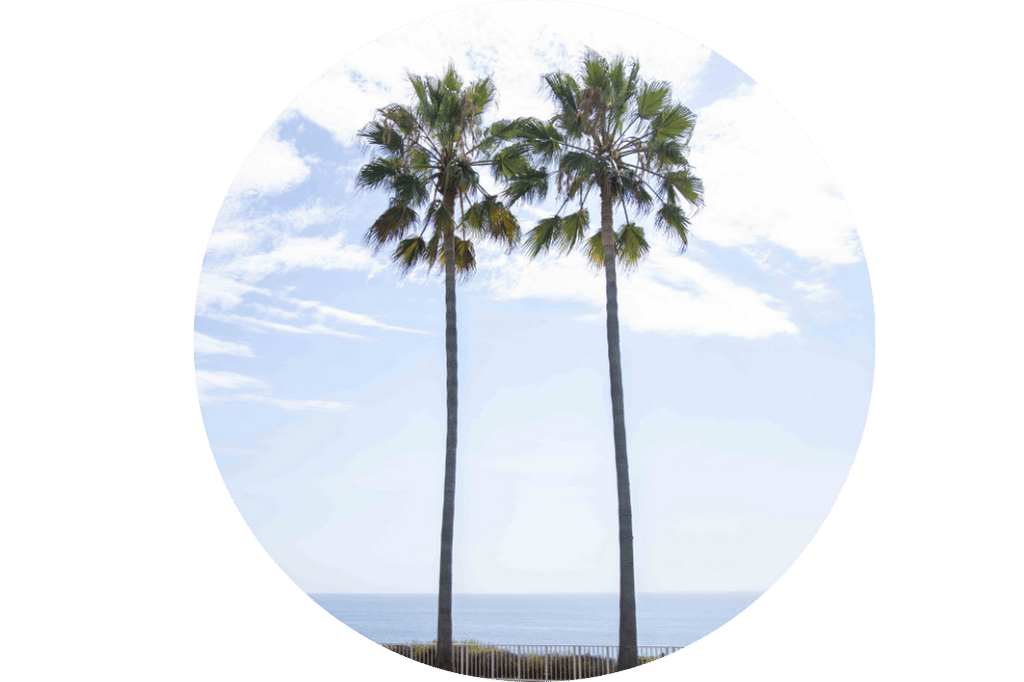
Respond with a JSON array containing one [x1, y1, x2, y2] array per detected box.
[[435, 191, 458, 672], [599, 186, 638, 671]]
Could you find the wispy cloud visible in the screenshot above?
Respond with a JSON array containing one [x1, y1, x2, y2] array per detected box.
[[198, 290, 427, 341], [793, 281, 833, 302], [199, 393, 349, 412], [201, 312, 368, 340], [196, 370, 268, 393], [196, 272, 270, 315], [282, 295, 428, 334], [194, 332, 255, 357], [195, 370, 348, 412]]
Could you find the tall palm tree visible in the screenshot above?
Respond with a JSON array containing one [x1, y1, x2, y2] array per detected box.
[[356, 65, 522, 671], [506, 50, 704, 671]]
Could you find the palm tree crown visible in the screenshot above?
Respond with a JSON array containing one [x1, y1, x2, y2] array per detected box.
[[356, 64, 521, 271], [508, 48, 704, 264]]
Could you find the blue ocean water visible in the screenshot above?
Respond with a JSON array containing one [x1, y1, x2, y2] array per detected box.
[[308, 592, 761, 646]]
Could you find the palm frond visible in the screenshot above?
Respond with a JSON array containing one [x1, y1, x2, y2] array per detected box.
[[490, 143, 530, 181], [607, 57, 639, 124], [488, 118, 520, 141], [616, 222, 650, 271], [662, 171, 704, 208], [515, 118, 564, 162], [441, 63, 462, 92], [503, 168, 549, 205], [430, 199, 456, 234], [559, 208, 590, 253], [583, 224, 649, 269], [392, 172, 430, 206], [620, 170, 654, 213], [365, 204, 418, 252], [542, 73, 584, 140], [381, 104, 418, 135], [453, 158, 479, 194], [635, 80, 670, 120], [424, 228, 441, 270], [649, 103, 696, 141], [464, 195, 521, 249], [585, 230, 607, 268], [559, 151, 602, 181], [655, 203, 690, 251], [356, 157, 400, 191], [453, 237, 477, 276], [468, 76, 496, 112], [580, 49, 609, 91], [524, 215, 563, 258], [430, 234, 476, 277], [391, 236, 428, 275], [358, 120, 403, 155], [646, 138, 687, 168]]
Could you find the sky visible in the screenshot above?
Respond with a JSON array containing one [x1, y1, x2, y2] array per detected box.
[[195, 3, 873, 594]]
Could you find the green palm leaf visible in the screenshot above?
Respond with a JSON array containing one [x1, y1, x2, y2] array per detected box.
[[392, 236, 427, 274], [655, 203, 691, 251], [356, 157, 401, 191], [465, 195, 521, 249], [503, 168, 549, 205], [616, 222, 650, 271], [365, 204, 418, 252], [635, 81, 670, 120], [649, 103, 696, 141], [392, 173, 429, 206], [524, 215, 563, 257]]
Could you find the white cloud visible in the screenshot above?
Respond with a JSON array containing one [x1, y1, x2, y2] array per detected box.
[[227, 123, 312, 197], [205, 201, 343, 257], [482, 244, 798, 339], [621, 259, 799, 339], [212, 231, 378, 283], [690, 84, 862, 265], [194, 332, 254, 357]]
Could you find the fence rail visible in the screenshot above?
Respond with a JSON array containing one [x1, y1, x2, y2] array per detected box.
[[382, 643, 681, 679]]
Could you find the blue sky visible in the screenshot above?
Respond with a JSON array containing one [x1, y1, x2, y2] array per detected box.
[[195, 4, 873, 594]]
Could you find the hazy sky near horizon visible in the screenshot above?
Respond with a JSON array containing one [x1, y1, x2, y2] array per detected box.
[[196, 3, 873, 594]]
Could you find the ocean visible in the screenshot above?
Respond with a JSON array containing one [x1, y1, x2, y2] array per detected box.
[[307, 592, 761, 646]]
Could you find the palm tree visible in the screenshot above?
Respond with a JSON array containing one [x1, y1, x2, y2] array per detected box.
[[506, 50, 704, 671], [356, 65, 522, 671]]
